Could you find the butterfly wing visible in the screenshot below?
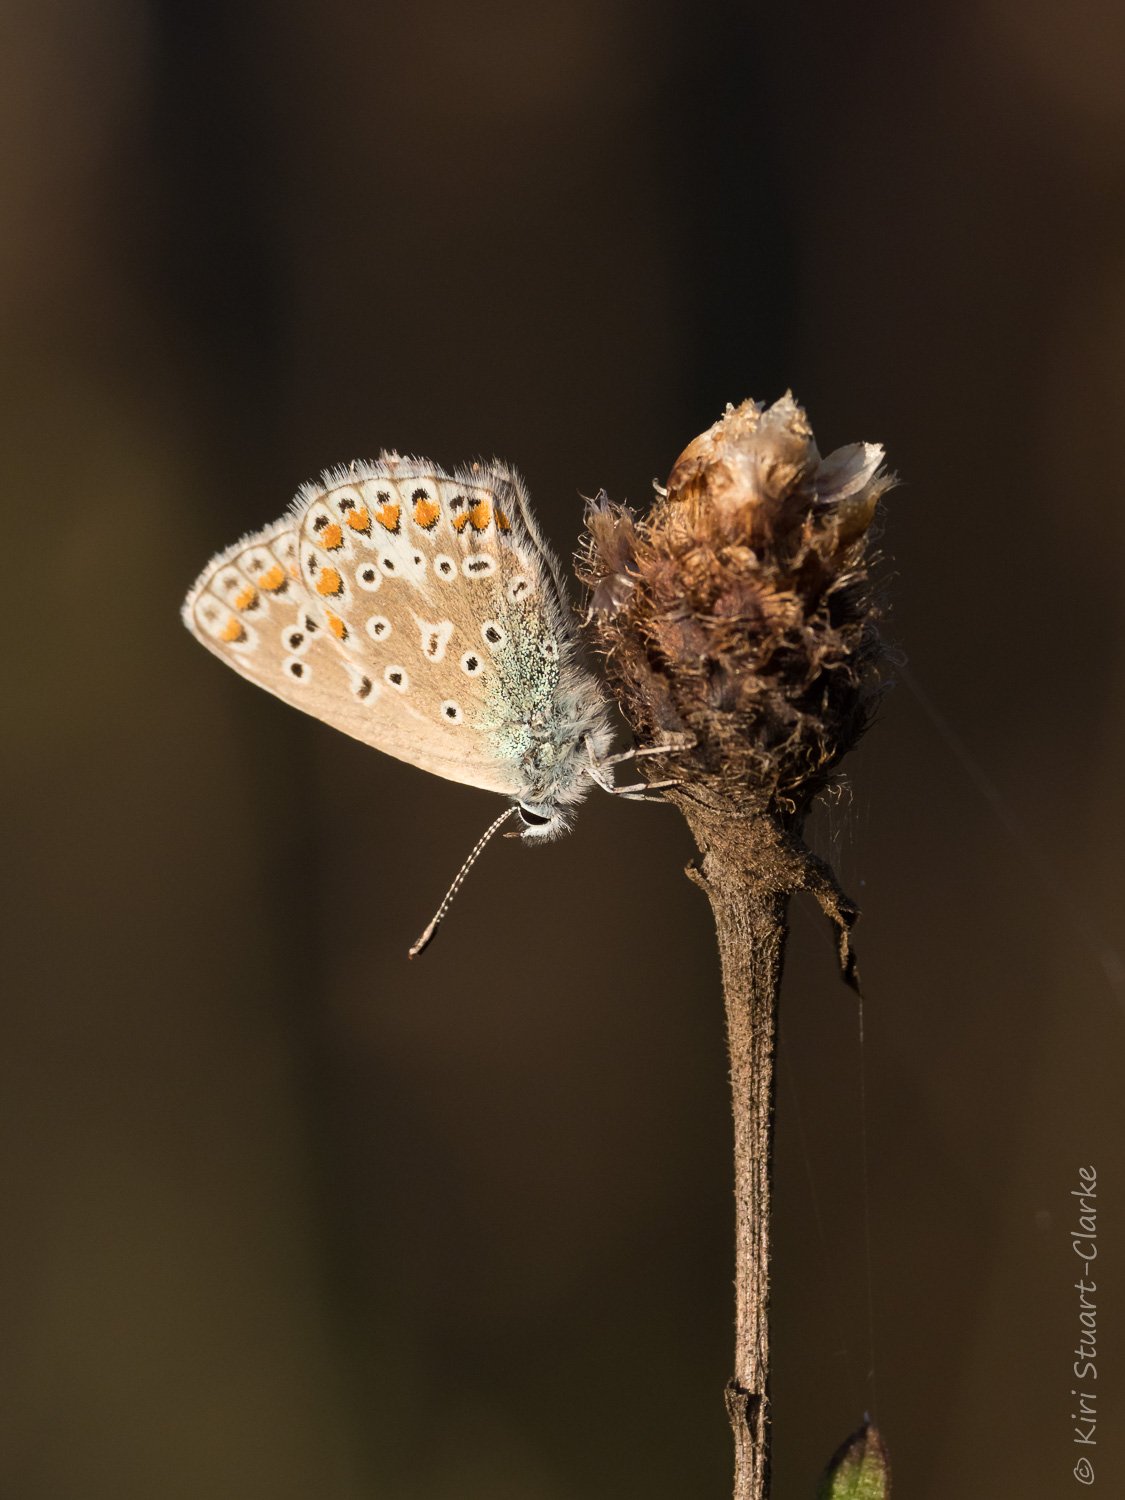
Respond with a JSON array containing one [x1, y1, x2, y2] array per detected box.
[[183, 458, 592, 799]]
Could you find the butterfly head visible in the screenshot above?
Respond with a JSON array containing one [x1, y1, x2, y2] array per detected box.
[[512, 672, 614, 840]]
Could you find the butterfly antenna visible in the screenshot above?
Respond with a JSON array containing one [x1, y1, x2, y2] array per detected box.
[[408, 805, 518, 958]]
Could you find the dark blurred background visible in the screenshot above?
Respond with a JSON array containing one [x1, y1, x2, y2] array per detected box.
[[4, 1, 1123, 1496]]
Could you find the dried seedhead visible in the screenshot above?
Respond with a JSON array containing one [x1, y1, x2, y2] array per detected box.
[[580, 394, 894, 821]]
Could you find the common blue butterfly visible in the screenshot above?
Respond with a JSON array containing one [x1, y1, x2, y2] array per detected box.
[[183, 453, 669, 950]]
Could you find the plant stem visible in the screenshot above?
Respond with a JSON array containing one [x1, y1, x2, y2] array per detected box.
[[683, 803, 792, 1500], [720, 891, 785, 1500]]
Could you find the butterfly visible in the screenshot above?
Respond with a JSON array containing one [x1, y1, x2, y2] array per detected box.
[[182, 453, 672, 952]]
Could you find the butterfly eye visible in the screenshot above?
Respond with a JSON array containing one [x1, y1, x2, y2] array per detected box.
[[355, 564, 382, 592], [366, 615, 392, 641], [517, 805, 552, 827], [441, 700, 463, 724], [481, 621, 507, 650], [434, 555, 457, 579], [460, 651, 483, 676], [508, 575, 532, 601]]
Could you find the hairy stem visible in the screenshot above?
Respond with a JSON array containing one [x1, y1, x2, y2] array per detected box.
[[684, 805, 791, 1499], [720, 890, 784, 1500]]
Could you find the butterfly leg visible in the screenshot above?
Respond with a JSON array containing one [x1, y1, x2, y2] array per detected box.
[[595, 731, 696, 771], [584, 733, 685, 800], [603, 776, 681, 803]]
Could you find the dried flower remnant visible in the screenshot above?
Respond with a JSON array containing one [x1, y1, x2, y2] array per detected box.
[[583, 393, 891, 824], [580, 394, 894, 1500]]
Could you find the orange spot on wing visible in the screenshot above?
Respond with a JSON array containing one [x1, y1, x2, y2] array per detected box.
[[346, 507, 371, 532], [374, 502, 400, 532], [468, 500, 492, 531], [320, 522, 344, 550], [451, 510, 471, 532], [233, 584, 259, 611], [496, 508, 511, 531], [316, 567, 343, 597], [413, 497, 440, 529], [326, 612, 348, 640], [219, 616, 246, 643], [257, 563, 286, 591]]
